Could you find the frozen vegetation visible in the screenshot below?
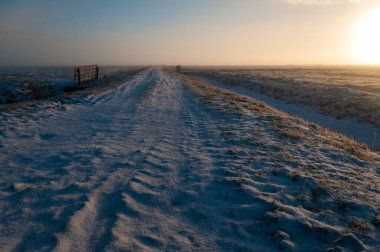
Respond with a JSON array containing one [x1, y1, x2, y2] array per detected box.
[[188, 66, 380, 149], [0, 66, 142, 105], [0, 67, 379, 251]]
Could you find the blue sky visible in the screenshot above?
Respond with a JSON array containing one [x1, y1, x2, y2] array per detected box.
[[0, 0, 378, 65]]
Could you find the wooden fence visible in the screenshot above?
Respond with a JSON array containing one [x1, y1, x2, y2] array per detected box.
[[74, 65, 99, 84]]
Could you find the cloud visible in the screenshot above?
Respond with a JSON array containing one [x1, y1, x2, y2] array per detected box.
[[281, 0, 361, 5]]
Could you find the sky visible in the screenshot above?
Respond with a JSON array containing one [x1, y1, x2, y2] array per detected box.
[[0, 0, 379, 66]]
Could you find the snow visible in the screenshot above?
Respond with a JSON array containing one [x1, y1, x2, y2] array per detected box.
[[189, 67, 380, 150], [200, 76, 380, 151], [0, 67, 379, 251], [0, 67, 72, 104], [0, 66, 140, 105]]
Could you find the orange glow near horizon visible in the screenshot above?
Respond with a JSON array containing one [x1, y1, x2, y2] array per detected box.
[[2, 1, 380, 66], [353, 6, 380, 65]]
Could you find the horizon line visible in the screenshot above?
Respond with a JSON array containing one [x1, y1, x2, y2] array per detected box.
[[1, 64, 380, 68]]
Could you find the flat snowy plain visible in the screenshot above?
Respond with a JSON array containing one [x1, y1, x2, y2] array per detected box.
[[0, 67, 379, 251]]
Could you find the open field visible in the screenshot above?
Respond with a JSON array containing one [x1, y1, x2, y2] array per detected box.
[[187, 66, 380, 149], [0, 66, 144, 105], [0, 67, 379, 251]]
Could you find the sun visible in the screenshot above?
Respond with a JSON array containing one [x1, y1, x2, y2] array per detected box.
[[353, 6, 380, 64]]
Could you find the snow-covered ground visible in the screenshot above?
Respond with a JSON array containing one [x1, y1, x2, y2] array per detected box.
[[0, 67, 379, 251], [188, 67, 380, 150], [0, 66, 141, 105]]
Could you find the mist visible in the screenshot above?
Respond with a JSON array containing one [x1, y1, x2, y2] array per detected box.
[[0, 0, 374, 66]]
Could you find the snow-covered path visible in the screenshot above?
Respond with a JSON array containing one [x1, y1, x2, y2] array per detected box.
[[0, 68, 379, 251]]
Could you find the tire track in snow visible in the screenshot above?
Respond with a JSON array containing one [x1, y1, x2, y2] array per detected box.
[[53, 68, 204, 251], [52, 69, 172, 252], [0, 68, 157, 251], [103, 69, 220, 251], [100, 69, 276, 250], [1, 67, 379, 251], [53, 168, 137, 252]]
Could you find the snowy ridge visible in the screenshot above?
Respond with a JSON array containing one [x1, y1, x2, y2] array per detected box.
[[190, 68, 380, 149], [0, 67, 379, 251]]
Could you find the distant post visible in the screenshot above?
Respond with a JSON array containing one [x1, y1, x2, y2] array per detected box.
[[74, 65, 99, 85], [176, 65, 181, 73]]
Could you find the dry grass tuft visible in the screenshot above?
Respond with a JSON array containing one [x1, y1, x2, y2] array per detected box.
[[177, 71, 380, 163], [279, 129, 305, 140], [315, 125, 374, 161]]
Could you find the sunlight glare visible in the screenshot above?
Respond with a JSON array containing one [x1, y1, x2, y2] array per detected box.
[[353, 6, 380, 64]]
